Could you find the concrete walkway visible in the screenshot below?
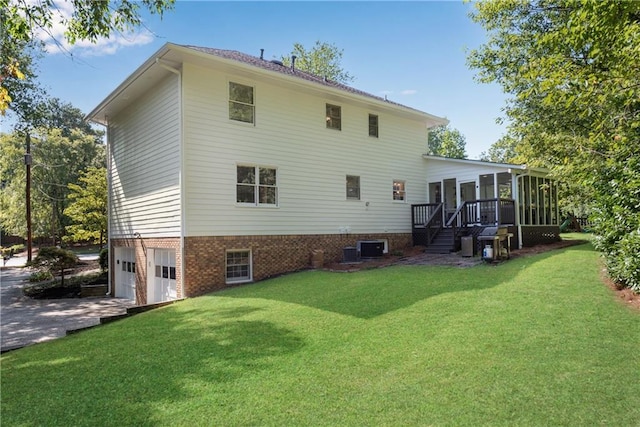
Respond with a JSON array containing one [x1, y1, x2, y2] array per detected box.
[[1, 262, 134, 353]]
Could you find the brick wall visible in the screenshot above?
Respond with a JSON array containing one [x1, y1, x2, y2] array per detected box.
[[110, 237, 182, 304], [183, 233, 412, 297]]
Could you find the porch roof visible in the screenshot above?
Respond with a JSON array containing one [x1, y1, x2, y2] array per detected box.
[[422, 155, 550, 175]]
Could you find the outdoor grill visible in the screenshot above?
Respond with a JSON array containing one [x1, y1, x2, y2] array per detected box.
[[477, 226, 513, 261]]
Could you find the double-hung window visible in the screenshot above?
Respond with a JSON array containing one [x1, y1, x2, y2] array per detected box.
[[369, 114, 379, 137], [237, 165, 278, 206], [393, 180, 406, 201], [229, 82, 255, 123], [346, 175, 360, 200], [326, 104, 342, 130], [226, 250, 252, 284]]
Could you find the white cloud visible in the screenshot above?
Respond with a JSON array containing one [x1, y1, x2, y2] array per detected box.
[[401, 89, 417, 96], [33, 1, 155, 56]]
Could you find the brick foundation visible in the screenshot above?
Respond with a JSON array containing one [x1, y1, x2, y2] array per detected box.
[[183, 233, 412, 297], [110, 237, 182, 304]]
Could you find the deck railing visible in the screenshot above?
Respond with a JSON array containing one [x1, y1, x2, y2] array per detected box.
[[445, 198, 516, 239], [411, 203, 443, 246]]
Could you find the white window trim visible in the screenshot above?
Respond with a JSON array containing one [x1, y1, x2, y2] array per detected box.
[[346, 175, 361, 200], [393, 180, 406, 203], [225, 249, 253, 284], [236, 164, 279, 208], [326, 103, 342, 131], [228, 80, 256, 125], [369, 114, 379, 138]]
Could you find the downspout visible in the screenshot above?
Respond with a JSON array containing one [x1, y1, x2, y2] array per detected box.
[[155, 58, 184, 299], [105, 116, 112, 295]]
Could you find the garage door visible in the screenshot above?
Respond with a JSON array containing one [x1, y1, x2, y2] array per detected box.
[[149, 249, 176, 304], [114, 247, 136, 301]]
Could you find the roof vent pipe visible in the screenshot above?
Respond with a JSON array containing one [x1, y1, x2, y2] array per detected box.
[[260, 49, 264, 60], [291, 55, 297, 71]]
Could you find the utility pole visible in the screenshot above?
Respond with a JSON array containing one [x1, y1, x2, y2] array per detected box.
[[25, 132, 32, 263]]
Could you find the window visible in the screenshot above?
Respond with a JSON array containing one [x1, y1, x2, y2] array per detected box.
[[226, 250, 252, 283], [369, 114, 379, 137], [393, 180, 406, 201], [346, 175, 360, 200], [237, 165, 277, 206], [229, 82, 254, 123], [326, 104, 341, 130]]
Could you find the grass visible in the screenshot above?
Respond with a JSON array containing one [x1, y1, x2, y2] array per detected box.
[[1, 241, 638, 426]]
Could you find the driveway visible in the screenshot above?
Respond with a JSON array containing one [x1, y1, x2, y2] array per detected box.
[[1, 264, 134, 353]]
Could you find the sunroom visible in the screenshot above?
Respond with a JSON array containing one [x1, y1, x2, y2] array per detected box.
[[413, 156, 560, 252]]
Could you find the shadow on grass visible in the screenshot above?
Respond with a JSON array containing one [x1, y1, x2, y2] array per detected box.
[[224, 243, 595, 319], [1, 304, 304, 426]]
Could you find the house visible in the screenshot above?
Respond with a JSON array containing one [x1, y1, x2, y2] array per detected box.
[[87, 43, 448, 304], [414, 155, 560, 253]]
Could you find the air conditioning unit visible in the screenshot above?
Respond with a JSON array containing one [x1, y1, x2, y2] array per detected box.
[[343, 247, 358, 263], [359, 240, 385, 258]]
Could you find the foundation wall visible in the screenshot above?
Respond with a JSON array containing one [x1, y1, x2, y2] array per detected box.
[[110, 237, 182, 304], [183, 233, 412, 296]]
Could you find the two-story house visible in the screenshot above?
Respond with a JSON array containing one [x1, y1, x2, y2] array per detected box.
[[87, 43, 449, 304]]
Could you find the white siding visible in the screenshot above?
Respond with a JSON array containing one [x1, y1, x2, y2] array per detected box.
[[109, 74, 181, 238], [182, 63, 429, 236]]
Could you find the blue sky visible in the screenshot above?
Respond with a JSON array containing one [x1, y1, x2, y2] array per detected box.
[[18, 1, 507, 159]]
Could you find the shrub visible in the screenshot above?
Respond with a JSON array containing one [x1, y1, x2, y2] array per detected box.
[[28, 247, 79, 286], [29, 270, 54, 282], [99, 248, 108, 272]]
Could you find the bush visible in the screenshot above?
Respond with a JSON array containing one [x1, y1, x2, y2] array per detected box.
[[28, 247, 79, 286], [23, 271, 107, 299], [29, 270, 54, 282], [603, 229, 640, 293], [99, 248, 108, 272]]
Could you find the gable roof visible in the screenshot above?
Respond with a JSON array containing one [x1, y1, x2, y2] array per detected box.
[[87, 43, 448, 127]]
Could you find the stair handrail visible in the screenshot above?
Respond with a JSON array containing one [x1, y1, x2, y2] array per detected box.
[[424, 203, 443, 244], [445, 201, 470, 239]]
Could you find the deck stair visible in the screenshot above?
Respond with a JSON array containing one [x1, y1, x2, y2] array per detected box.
[[424, 228, 456, 254]]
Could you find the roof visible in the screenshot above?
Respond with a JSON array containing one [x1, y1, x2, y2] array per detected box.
[[183, 45, 430, 115], [422, 155, 550, 174], [87, 43, 448, 127]]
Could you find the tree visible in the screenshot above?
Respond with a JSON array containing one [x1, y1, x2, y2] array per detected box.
[[0, 128, 105, 243], [64, 167, 108, 248], [479, 134, 520, 164], [427, 124, 467, 159], [468, 0, 640, 291], [281, 41, 354, 84], [29, 246, 78, 286], [1, 0, 176, 114]]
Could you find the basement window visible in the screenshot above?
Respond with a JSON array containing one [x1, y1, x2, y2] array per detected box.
[[226, 250, 252, 284]]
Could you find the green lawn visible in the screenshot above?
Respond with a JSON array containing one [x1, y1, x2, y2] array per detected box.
[[2, 242, 639, 426]]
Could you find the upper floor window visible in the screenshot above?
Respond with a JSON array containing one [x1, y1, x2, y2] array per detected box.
[[236, 165, 277, 206], [369, 114, 379, 137], [346, 175, 360, 200], [229, 82, 254, 123], [326, 104, 341, 130], [393, 180, 406, 201]]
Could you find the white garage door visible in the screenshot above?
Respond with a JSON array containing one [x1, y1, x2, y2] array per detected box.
[[114, 247, 136, 301], [149, 249, 176, 304]]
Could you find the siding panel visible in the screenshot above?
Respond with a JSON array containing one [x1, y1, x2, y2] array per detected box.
[[182, 63, 430, 237], [109, 74, 181, 238]]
